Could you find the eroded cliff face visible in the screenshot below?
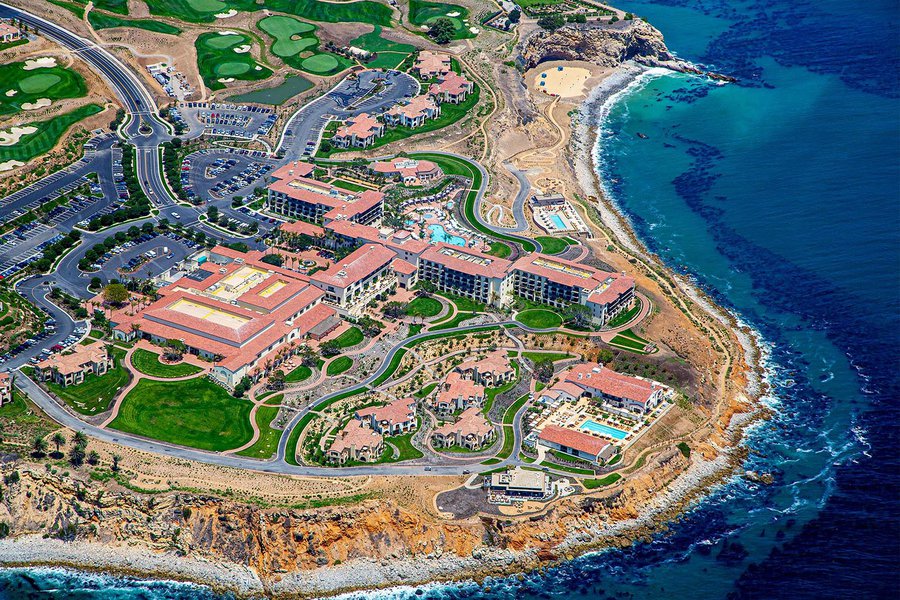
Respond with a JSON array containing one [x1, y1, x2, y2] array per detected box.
[[520, 21, 684, 71]]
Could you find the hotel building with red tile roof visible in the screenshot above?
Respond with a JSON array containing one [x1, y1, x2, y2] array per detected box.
[[332, 113, 384, 149], [434, 371, 485, 416], [418, 243, 513, 307], [0, 372, 11, 405], [414, 51, 451, 79], [428, 72, 475, 104], [563, 363, 665, 414], [35, 341, 114, 387], [267, 167, 383, 227], [370, 157, 443, 186], [538, 424, 616, 464], [327, 421, 384, 464], [108, 246, 340, 389], [310, 243, 399, 315], [355, 397, 417, 435], [432, 406, 495, 450], [383, 95, 441, 128]]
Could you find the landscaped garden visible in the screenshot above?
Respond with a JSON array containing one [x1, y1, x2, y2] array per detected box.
[[326, 356, 353, 376], [285, 363, 313, 383], [0, 60, 87, 117], [535, 235, 575, 255], [408, 0, 477, 40], [236, 398, 283, 459], [34, 347, 128, 416], [195, 32, 272, 91], [609, 328, 652, 353], [516, 308, 562, 329], [258, 15, 353, 76], [109, 376, 254, 451], [130, 348, 202, 378], [405, 296, 443, 318], [332, 326, 364, 348]]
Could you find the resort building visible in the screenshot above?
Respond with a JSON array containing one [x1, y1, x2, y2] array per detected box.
[[488, 467, 552, 499], [107, 246, 341, 389], [326, 421, 384, 464], [0, 372, 11, 405], [310, 243, 399, 315], [414, 51, 451, 79], [418, 243, 512, 307], [510, 253, 635, 325], [356, 397, 417, 435], [0, 22, 22, 43], [538, 424, 616, 465], [391, 258, 418, 289], [429, 72, 475, 104], [434, 371, 485, 415], [563, 363, 665, 415], [456, 349, 516, 387], [431, 406, 494, 450], [35, 341, 114, 387], [267, 166, 384, 226], [383, 95, 441, 128], [324, 219, 430, 266], [331, 113, 384, 149], [370, 157, 443, 186]]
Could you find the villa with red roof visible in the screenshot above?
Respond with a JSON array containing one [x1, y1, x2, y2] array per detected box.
[[356, 397, 417, 435], [563, 363, 666, 414], [267, 166, 384, 226], [35, 341, 114, 388], [383, 95, 441, 128], [326, 421, 384, 464], [370, 157, 443, 186], [414, 51, 451, 79], [310, 243, 398, 314], [538, 424, 616, 464], [429, 72, 474, 104], [0, 372, 11, 405], [456, 349, 516, 387], [418, 243, 512, 307], [332, 113, 384, 149], [432, 406, 494, 451], [0, 22, 22, 43], [434, 371, 485, 415]]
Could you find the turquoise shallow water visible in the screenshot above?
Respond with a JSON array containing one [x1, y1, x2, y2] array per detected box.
[[2, 1, 898, 598]]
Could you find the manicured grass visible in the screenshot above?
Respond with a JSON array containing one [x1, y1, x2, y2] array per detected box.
[[258, 15, 316, 57], [265, 0, 393, 26], [195, 32, 272, 91], [350, 25, 415, 69], [516, 309, 562, 329], [333, 326, 363, 348], [582, 473, 622, 489], [534, 236, 574, 255], [228, 74, 313, 105], [44, 347, 129, 416], [331, 179, 368, 192], [130, 348, 202, 378], [502, 393, 529, 425], [541, 460, 595, 475], [495, 425, 515, 459], [483, 362, 520, 416], [0, 61, 87, 117], [109, 377, 253, 451], [285, 411, 316, 465], [487, 242, 512, 258], [607, 298, 642, 328], [609, 329, 651, 353], [414, 382, 438, 398], [435, 290, 485, 313], [521, 351, 571, 363], [406, 296, 443, 318], [481, 457, 501, 465], [408, 0, 476, 40], [142, 0, 258, 23], [387, 429, 424, 461], [326, 356, 353, 376], [236, 402, 282, 458], [88, 12, 182, 34], [429, 311, 475, 331], [284, 364, 312, 383]]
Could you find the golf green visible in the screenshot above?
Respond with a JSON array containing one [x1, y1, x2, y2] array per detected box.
[[0, 61, 87, 117], [258, 15, 317, 57], [301, 54, 339, 73], [195, 32, 272, 91], [19, 73, 62, 94], [216, 62, 251, 76]]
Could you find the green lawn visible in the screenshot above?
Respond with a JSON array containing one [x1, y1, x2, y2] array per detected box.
[[582, 473, 622, 489], [521, 351, 572, 363], [502, 393, 529, 425], [406, 296, 443, 318], [44, 347, 129, 416], [413, 382, 438, 398], [429, 311, 475, 331], [285, 411, 316, 465], [435, 290, 485, 313], [495, 425, 514, 459], [130, 348, 202, 378], [88, 12, 182, 34], [141, 0, 258, 23], [228, 74, 313, 105], [109, 377, 253, 451], [333, 326, 363, 348], [487, 242, 512, 258], [535, 236, 574, 255], [0, 61, 87, 117], [236, 401, 282, 459], [264, 0, 393, 26], [408, 0, 476, 40], [257, 15, 352, 76], [195, 32, 272, 91], [516, 309, 562, 329], [387, 429, 424, 461], [285, 364, 313, 383], [326, 356, 353, 376], [607, 298, 642, 328], [483, 362, 520, 416], [351, 25, 415, 69], [609, 329, 651, 353]]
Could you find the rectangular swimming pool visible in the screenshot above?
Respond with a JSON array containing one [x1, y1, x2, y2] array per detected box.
[[580, 420, 628, 440], [549, 213, 566, 230]]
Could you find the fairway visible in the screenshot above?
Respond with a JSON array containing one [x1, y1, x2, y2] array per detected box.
[[87, 12, 182, 34], [350, 25, 415, 69], [408, 0, 476, 40], [0, 61, 87, 117], [195, 32, 272, 91], [258, 15, 316, 56], [109, 377, 254, 451], [142, 0, 392, 25], [0, 104, 102, 164]]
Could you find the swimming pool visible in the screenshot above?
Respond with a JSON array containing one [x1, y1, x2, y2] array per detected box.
[[429, 224, 466, 247], [549, 213, 566, 230], [580, 420, 628, 440], [423, 212, 434, 219]]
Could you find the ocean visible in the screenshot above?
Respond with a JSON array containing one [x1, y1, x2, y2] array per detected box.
[[2, 0, 898, 598]]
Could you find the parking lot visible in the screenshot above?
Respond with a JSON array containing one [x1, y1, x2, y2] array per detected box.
[[91, 231, 199, 282], [178, 102, 278, 140]]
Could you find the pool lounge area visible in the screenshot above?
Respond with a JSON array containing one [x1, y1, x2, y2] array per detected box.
[[580, 419, 629, 440]]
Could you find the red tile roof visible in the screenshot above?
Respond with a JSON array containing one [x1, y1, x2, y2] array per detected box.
[[329, 421, 383, 454], [280, 220, 325, 238], [311, 243, 396, 288], [270, 161, 315, 180], [356, 397, 415, 425], [564, 364, 660, 405], [539, 424, 611, 457], [391, 258, 417, 275], [433, 406, 492, 438], [420, 243, 511, 279]]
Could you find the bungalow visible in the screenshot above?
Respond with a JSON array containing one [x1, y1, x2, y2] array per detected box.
[[433, 371, 485, 415], [332, 113, 384, 149], [35, 341, 114, 387], [0, 372, 11, 405], [0, 22, 22, 44], [431, 406, 494, 451], [356, 397, 417, 435], [326, 421, 384, 464], [383, 95, 441, 129], [455, 349, 515, 387], [563, 363, 665, 415], [414, 51, 451, 79], [428, 72, 474, 104], [538, 424, 616, 465]]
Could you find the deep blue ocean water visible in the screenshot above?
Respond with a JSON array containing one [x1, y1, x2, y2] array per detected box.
[[2, 0, 898, 598]]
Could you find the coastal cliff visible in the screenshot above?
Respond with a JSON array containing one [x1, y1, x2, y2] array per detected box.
[[520, 20, 686, 71]]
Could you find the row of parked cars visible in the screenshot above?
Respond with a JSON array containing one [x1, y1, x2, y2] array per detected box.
[[29, 324, 89, 365]]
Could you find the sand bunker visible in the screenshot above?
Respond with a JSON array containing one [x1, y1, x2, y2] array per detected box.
[[447, 11, 460, 16], [254, 65, 262, 71], [4, 90, 16, 97], [218, 77, 235, 83], [0, 126, 38, 146], [535, 66, 593, 98], [21, 98, 52, 110], [0, 160, 25, 172], [233, 44, 251, 53], [469, 27, 479, 34], [23, 57, 58, 70], [215, 9, 237, 18], [218, 30, 239, 35]]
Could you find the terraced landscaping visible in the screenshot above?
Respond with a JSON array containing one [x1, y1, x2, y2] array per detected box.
[[0, 103, 103, 165], [0, 61, 87, 117], [109, 377, 254, 451], [195, 32, 272, 91], [130, 348, 203, 378], [408, 0, 477, 40]]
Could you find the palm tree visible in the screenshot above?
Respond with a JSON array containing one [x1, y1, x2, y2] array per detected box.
[[32, 435, 48, 457], [51, 431, 66, 455], [73, 431, 88, 448]]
